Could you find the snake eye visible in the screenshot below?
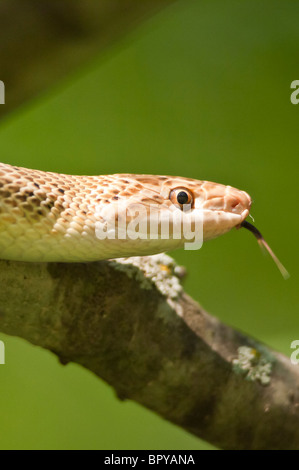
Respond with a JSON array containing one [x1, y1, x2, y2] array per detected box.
[[170, 188, 193, 209]]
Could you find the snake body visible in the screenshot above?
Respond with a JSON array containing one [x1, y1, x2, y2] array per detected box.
[[0, 162, 251, 262]]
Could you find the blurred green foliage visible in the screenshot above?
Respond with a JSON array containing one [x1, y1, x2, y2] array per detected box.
[[0, 0, 298, 450]]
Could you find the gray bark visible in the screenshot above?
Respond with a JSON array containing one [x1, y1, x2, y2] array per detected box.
[[0, 255, 299, 450]]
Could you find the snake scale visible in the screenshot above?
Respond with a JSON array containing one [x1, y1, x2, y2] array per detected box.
[[0, 162, 288, 277]]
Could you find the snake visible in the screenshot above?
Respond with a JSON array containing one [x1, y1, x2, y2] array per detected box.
[[0, 162, 288, 278]]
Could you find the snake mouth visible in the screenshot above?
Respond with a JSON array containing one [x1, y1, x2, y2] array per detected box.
[[241, 220, 289, 279], [240, 208, 250, 222], [199, 183, 252, 219]]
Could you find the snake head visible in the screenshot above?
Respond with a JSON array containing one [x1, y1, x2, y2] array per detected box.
[[96, 175, 252, 252], [155, 177, 252, 242]]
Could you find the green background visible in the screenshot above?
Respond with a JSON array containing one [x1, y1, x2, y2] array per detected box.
[[0, 0, 298, 450]]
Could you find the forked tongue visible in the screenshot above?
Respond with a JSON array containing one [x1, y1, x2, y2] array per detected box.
[[241, 220, 289, 280]]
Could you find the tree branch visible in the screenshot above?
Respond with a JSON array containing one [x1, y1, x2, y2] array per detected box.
[[0, 0, 177, 119], [1, 254, 299, 450]]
